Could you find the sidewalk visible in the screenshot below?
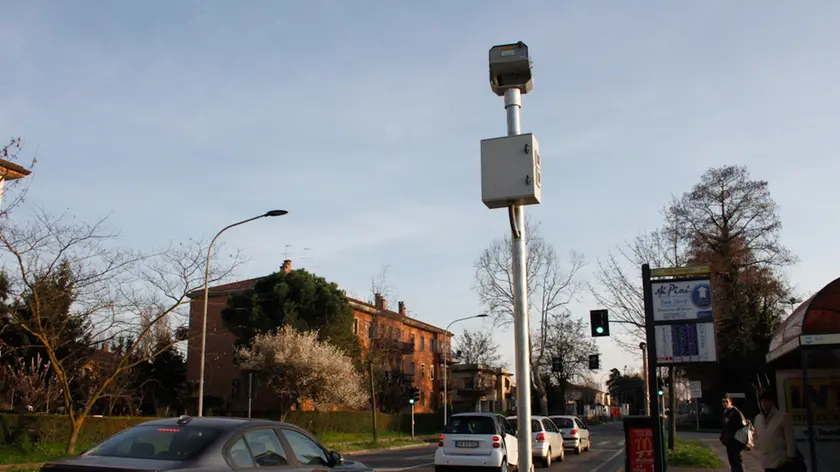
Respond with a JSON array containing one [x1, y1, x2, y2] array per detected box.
[[701, 438, 763, 472]]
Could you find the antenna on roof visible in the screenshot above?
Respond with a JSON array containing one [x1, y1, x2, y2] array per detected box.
[[283, 244, 293, 259]]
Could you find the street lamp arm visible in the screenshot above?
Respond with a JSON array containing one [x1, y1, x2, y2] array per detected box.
[[197, 210, 287, 417]]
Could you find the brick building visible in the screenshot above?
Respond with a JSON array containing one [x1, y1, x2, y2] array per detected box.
[[184, 260, 452, 414]]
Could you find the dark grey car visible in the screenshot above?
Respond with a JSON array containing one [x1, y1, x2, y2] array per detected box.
[[40, 416, 372, 472]]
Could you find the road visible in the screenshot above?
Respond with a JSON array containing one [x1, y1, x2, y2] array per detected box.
[[345, 420, 626, 472]]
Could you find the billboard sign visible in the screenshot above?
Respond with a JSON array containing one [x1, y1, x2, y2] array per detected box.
[[655, 322, 717, 364], [651, 278, 714, 322]]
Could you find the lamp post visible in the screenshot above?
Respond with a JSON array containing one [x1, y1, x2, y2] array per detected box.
[[442, 313, 489, 427], [197, 209, 288, 417]]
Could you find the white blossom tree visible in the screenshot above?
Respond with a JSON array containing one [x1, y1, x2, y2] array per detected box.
[[238, 325, 368, 420]]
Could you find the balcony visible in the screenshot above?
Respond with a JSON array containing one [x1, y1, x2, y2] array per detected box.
[[373, 339, 415, 355], [457, 384, 496, 397]]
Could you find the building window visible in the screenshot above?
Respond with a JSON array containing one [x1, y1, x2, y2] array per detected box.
[[387, 326, 393, 339], [367, 323, 373, 339], [430, 364, 435, 380], [420, 336, 425, 351], [421, 364, 425, 378], [410, 333, 416, 347], [421, 391, 425, 406], [396, 328, 401, 340], [353, 318, 359, 335], [410, 362, 416, 375]]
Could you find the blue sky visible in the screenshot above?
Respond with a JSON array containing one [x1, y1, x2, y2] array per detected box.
[[3, 1, 840, 388]]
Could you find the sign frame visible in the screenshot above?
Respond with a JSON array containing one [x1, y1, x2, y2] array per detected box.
[[651, 277, 715, 323]]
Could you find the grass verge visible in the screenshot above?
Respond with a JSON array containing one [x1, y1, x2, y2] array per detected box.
[[0, 442, 93, 466], [667, 439, 724, 469]]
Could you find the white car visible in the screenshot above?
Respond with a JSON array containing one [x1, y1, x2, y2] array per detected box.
[[549, 415, 591, 454], [506, 415, 565, 467], [435, 413, 518, 472]]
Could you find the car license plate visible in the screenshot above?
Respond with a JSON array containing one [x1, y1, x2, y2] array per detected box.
[[455, 441, 479, 448]]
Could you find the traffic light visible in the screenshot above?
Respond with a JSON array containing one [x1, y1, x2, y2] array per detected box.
[[657, 378, 665, 396], [588, 354, 599, 370], [409, 387, 420, 404], [590, 309, 610, 337]]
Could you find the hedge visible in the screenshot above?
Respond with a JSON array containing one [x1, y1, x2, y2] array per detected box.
[[0, 411, 445, 446]]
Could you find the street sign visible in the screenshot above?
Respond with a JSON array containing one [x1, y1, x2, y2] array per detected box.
[[651, 278, 714, 322], [655, 322, 718, 364], [690, 381, 702, 399]]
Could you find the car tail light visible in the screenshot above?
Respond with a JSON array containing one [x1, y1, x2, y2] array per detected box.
[[536, 432, 545, 442], [570, 429, 579, 435], [439, 435, 445, 447], [492, 435, 501, 448]]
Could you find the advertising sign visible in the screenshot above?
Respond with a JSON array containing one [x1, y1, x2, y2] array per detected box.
[[655, 322, 717, 364], [627, 427, 655, 472], [651, 278, 714, 322], [783, 376, 840, 427], [690, 381, 702, 399]]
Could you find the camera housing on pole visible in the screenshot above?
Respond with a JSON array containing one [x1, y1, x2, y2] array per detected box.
[[489, 42, 533, 96], [481, 43, 540, 210]]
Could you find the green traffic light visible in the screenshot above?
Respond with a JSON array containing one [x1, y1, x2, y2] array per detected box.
[[409, 399, 415, 404], [657, 390, 664, 396], [595, 327, 604, 334]]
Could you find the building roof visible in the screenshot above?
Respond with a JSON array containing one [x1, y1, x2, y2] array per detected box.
[[0, 158, 31, 180], [186, 270, 452, 336]]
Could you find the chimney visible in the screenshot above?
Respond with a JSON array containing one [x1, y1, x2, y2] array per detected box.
[[281, 259, 292, 274], [398, 301, 406, 316], [102, 344, 110, 353], [374, 292, 386, 311]]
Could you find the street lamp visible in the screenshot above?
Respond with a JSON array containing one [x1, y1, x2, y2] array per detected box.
[[442, 313, 489, 427], [197, 209, 288, 417]]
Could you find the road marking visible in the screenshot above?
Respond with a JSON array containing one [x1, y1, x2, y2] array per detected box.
[[590, 449, 624, 472], [375, 462, 434, 472], [405, 454, 433, 460]]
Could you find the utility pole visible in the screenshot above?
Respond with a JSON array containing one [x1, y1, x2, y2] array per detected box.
[[482, 42, 539, 472], [668, 366, 677, 449], [640, 342, 650, 416]]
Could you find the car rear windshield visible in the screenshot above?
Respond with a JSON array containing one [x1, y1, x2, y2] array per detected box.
[[84, 425, 221, 461], [506, 419, 541, 431], [443, 416, 497, 435], [551, 417, 575, 428]]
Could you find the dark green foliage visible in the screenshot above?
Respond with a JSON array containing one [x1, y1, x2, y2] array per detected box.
[[606, 368, 647, 414], [0, 411, 444, 445], [222, 268, 361, 360]]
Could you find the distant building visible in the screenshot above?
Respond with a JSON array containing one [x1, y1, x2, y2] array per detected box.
[[448, 364, 514, 413], [0, 157, 31, 209], [184, 260, 452, 414]]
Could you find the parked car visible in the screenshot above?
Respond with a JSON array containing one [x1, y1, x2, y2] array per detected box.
[[435, 412, 518, 472], [548, 415, 591, 454], [505, 415, 565, 467], [39, 415, 372, 472]]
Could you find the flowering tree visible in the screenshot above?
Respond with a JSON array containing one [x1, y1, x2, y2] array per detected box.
[[238, 326, 368, 419], [1, 352, 62, 412]]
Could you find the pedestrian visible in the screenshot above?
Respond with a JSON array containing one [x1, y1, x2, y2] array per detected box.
[[720, 394, 747, 472], [754, 390, 797, 472]]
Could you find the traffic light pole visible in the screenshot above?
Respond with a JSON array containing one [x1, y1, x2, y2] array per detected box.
[[411, 402, 415, 439]]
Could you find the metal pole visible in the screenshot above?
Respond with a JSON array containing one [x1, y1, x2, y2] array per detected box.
[[443, 314, 487, 428], [411, 402, 416, 439], [695, 399, 700, 431], [642, 264, 665, 472], [248, 372, 253, 419], [641, 343, 650, 416], [668, 367, 676, 449], [504, 86, 533, 472], [198, 212, 281, 417]]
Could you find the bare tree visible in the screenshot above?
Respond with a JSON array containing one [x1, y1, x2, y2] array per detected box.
[[474, 217, 585, 415], [541, 312, 598, 396], [590, 213, 685, 351], [0, 209, 241, 453], [238, 326, 368, 420], [453, 329, 503, 367]]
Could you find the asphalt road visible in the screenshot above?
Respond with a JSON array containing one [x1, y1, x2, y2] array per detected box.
[[345, 421, 626, 472]]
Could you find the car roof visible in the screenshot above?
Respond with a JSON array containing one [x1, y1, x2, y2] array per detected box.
[[139, 416, 292, 430], [505, 415, 550, 420], [451, 412, 502, 418], [548, 415, 577, 419]]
